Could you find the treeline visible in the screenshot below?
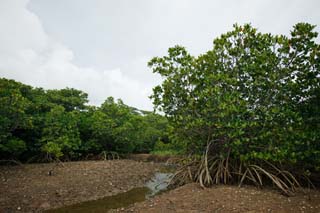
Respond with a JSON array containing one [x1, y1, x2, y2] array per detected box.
[[0, 78, 169, 162]]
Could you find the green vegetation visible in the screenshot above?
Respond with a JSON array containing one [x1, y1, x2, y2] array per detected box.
[[151, 141, 179, 156], [0, 78, 169, 161], [149, 23, 320, 194], [1, 22, 319, 195]]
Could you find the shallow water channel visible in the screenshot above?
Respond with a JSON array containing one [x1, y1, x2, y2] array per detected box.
[[46, 169, 174, 212]]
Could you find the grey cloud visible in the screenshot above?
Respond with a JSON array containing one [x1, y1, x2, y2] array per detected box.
[[0, 0, 319, 110]]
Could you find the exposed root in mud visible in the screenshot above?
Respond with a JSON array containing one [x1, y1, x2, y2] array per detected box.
[[169, 143, 313, 196]]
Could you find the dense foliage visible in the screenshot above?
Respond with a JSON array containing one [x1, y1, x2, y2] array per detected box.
[[0, 78, 169, 161], [149, 23, 320, 191]]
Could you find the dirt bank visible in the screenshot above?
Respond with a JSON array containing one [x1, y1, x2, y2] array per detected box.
[[0, 160, 160, 212], [121, 183, 320, 213]]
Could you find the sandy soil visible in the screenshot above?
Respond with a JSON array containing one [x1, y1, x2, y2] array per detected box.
[[121, 183, 320, 213], [0, 160, 159, 212]]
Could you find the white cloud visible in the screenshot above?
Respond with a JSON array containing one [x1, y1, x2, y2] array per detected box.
[[0, 0, 319, 110], [0, 0, 159, 110]]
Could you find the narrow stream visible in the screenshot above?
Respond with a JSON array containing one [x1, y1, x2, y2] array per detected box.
[[46, 169, 174, 213]]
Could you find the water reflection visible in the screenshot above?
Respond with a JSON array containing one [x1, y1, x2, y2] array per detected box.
[[146, 172, 173, 197]]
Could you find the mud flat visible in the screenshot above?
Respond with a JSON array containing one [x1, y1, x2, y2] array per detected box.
[[0, 160, 160, 212], [2, 159, 320, 213], [122, 183, 320, 213]]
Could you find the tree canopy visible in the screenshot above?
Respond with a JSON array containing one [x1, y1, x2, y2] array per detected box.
[[149, 23, 320, 192], [0, 78, 169, 161]]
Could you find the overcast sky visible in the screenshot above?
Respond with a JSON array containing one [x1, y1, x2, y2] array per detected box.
[[0, 0, 319, 110]]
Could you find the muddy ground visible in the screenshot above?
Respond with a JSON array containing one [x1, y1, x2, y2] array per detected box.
[[1, 160, 320, 213], [121, 183, 320, 213], [0, 160, 160, 212]]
